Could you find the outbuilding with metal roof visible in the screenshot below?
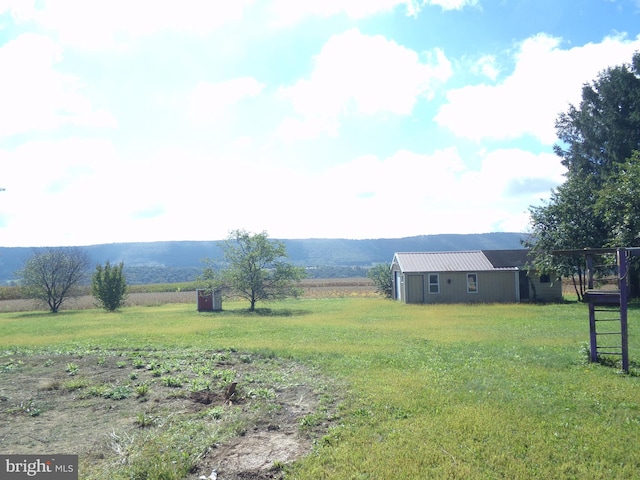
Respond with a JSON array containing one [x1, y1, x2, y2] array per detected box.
[[391, 250, 562, 304]]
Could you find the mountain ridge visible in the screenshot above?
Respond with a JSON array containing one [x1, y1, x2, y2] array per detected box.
[[0, 232, 527, 284]]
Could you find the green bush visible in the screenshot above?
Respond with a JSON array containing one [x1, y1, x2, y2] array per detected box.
[[92, 261, 128, 312]]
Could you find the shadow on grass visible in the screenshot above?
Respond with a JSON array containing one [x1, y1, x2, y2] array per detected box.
[[5, 309, 91, 319], [593, 356, 640, 376], [199, 307, 311, 317]]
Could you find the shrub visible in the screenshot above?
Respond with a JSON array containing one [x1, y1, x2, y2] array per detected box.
[[367, 263, 393, 298], [92, 261, 128, 312]]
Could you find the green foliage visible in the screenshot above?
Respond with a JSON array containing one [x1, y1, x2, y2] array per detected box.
[[0, 286, 23, 301], [7, 399, 41, 417], [554, 52, 640, 181], [134, 411, 156, 428], [126, 282, 198, 293], [526, 177, 605, 301], [207, 229, 306, 311], [17, 247, 90, 313], [104, 385, 131, 400], [162, 375, 184, 387], [367, 263, 393, 298], [528, 52, 640, 298], [92, 261, 128, 312], [595, 152, 640, 247], [135, 384, 150, 397], [123, 266, 201, 285], [65, 362, 79, 375], [305, 265, 368, 278]]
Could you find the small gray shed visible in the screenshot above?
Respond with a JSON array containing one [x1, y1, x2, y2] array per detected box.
[[391, 249, 562, 304]]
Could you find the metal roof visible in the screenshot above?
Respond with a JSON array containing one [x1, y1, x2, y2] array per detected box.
[[481, 249, 531, 268], [393, 250, 520, 273]]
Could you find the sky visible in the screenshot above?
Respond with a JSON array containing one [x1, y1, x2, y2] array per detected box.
[[1, 1, 640, 247]]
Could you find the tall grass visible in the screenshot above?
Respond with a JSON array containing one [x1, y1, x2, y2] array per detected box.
[[1, 298, 639, 478]]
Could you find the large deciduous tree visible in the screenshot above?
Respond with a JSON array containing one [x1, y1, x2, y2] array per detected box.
[[210, 229, 306, 311], [595, 151, 640, 248], [18, 247, 90, 313], [527, 52, 640, 297], [92, 261, 128, 312], [554, 53, 640, 183]]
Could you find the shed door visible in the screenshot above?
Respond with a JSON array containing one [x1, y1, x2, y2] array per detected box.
[[395, 271, 402, 301], [519, 271, 529, 301], [197, 290, 214, 311], [406, 275, 425, 303]]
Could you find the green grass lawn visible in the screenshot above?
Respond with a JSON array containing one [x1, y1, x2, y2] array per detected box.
[[1, 298, 640, 479]]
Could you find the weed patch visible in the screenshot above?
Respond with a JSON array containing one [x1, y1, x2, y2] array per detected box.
[[0, 348, 336, 479]]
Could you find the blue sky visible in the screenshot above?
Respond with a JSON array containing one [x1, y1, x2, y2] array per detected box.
[[1, 0, 640, 247]]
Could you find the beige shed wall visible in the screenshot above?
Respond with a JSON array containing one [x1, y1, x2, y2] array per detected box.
[[393, 270, 519, 304], [527, 276, 563, 302], [406, 274, 425, 303], [424, 271, 517, 304]]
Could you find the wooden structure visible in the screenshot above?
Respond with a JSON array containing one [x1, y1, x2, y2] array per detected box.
[[197, 288, 222, 312], [555, 247, 640, 373]]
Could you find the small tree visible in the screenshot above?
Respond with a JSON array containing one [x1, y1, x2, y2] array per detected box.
[[215, 229, 306, 311], [18, 247, 90, 313], [92, 261, 127, 311], [368, 263, 393, 298]]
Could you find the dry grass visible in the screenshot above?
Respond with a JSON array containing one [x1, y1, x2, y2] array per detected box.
[[299, 277, 376, 298]]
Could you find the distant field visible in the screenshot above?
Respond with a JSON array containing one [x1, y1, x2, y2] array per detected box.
[[0, 278, 376, 312], [1, 296, 639, 478]]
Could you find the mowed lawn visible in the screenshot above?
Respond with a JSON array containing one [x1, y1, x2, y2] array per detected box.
[[2, 297, 640, 479]]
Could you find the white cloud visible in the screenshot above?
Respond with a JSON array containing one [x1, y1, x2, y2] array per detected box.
[[470, 148, 566, 198], [0, 0, 36, 20], [269, 0, 480, 24], [473, 55, 500, 81], [270, 0, 423, 25], [0, 33, 117, 138], [293, 146, 565, 239], [455, 148, 566, 232], [276, 116, 340, 143], [279, 28, 452, 139], [8, 0, 253, 49], [0, 138, 565, 245], [436, 33, 640, 144], [0, 138, 122, 246], [188, 77, 265, 124], [287, 146, 563, 238], [429, 0, 479, 10]]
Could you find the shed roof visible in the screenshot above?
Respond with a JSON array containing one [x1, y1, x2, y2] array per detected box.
[[481, 249, 531, 268], [393, 250, 524, 273]]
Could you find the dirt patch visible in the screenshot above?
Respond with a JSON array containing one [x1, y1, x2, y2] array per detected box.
[[0, 349, 338, 479], [201, 431, 309, 480]]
